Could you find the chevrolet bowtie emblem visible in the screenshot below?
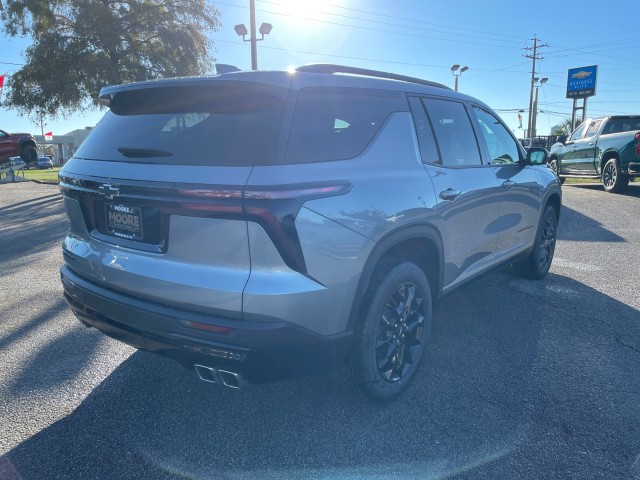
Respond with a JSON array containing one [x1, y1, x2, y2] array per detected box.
[[97, 183, 120, 199]]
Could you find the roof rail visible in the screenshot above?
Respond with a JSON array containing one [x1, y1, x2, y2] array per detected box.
[[295, 64, 451, 90]]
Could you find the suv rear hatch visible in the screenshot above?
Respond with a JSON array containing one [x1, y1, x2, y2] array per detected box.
[[60, 75, 291, 318]]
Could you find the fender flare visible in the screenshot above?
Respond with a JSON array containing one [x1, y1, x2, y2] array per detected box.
[[346, 223, 444, 331]]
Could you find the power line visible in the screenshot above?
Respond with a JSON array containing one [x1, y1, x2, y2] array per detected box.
[[256, 0, 527, 43], [216, 1, 525, 50]]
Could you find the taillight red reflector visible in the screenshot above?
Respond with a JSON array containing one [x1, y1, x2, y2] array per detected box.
[[635, 133, 640, 155], [178, 189, 243, 199], [244, 184, 350, 200], [184, 321, 231, 335]]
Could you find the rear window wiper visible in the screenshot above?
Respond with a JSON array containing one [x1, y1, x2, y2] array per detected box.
[[117, 147, 173, 158]]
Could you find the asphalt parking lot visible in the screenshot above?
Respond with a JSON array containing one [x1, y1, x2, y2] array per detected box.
[[1, 181, 639, 479]]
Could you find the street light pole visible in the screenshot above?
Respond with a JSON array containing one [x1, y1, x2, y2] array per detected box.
[[249, 0, 258, 71], [531, 77, 547, 139], [451, 65, 469, 92], [234, 0, 272, 71]]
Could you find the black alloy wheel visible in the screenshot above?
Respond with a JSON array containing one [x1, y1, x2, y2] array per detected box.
[[352, 262, 432, 402], [602, 158, 628, 193], [514, 205, 557, 279], [536, 209, 557, 274], [375, 282, 425, 382]]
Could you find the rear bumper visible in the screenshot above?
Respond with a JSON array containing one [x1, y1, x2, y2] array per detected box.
[[628, 162, 640, 175], [60, 265, 352, 384]]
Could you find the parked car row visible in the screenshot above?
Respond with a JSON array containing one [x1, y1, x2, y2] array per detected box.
[[7, 155, 54, 170]]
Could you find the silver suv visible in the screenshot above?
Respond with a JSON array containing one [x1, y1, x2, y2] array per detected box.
[[59, 65, 561, 401]]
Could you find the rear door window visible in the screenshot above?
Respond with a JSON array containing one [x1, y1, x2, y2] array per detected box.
[[74, 83, 288, 166], [284, 88, 406, 164], [422, 98, 482, 166]]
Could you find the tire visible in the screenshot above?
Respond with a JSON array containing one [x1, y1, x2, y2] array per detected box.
[[20, 145, 38, 164], [514, 205, 557, 279], [352, 262, 432, 402], [602, 158, 629, 193], [548, 158, 565, 184]]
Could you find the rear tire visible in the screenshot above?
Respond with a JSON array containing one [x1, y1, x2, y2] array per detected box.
[[514, 205, 557, 279], [352, 262, 432, 402], [602, 158, 629, 193]]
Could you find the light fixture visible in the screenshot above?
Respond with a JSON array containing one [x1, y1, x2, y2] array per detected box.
[[259, 22, 272, 36], [234, 24, 248, 38], [451, 65, 469, 92]]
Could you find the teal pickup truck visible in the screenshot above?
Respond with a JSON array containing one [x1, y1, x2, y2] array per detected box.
[[548, 116, 640, 193]]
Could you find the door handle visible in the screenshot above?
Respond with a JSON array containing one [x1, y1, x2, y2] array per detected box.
[[440, 188, 461, 201], [502, 180, 515, 190], [588, 142, 594, 146]]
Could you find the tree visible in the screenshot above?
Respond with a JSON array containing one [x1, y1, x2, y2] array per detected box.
[[0, 1, 221, 117], [550, 118, 574, 136]]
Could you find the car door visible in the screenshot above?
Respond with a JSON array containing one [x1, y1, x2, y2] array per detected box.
[[572, 119, 601, 173], [0, 130, 12, 158], [470, 105, 542, 262], [409, 96, 501, 291], [561, 122, 589, 173]]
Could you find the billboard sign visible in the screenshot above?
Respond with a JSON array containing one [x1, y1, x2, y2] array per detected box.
[[566, 65, 598, 98]]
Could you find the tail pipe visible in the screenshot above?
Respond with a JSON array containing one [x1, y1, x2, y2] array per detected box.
[[194, 364, 248, 389]]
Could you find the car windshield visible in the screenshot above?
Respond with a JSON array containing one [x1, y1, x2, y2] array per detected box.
[[74, 84, 288, 166]]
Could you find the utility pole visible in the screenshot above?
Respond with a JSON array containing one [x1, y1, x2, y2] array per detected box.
[[249, 0, 257, 70], [234, 0, 272, 70], [524, 35, 548, 138]]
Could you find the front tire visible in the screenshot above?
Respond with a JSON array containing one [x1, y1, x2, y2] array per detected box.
[[352, 262, 432, 402], [548, 158, 565, 184], [602, 158, 629, 193], [514, 205, 557, 279]]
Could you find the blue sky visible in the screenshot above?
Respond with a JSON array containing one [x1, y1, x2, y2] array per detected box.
[[1, 0, 639, 138]]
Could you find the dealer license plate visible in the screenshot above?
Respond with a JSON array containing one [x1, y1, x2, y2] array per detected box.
[[105, 203, 143, 241]]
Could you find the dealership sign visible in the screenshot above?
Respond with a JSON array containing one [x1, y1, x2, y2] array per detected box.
[[566, 65, 598, 98]]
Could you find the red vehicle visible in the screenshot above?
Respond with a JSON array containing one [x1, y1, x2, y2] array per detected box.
[[0, 129, 38, 168]]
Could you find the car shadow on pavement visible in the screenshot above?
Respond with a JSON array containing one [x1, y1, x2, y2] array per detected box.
[[2, 271, 639, 479], [557, 205, 625, 243]]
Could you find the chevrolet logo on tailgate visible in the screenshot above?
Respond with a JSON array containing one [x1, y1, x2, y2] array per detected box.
[[97, 184, 120, 199]]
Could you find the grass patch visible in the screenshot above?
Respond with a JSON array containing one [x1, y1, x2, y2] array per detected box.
[[22, 167, 61, 183], [564, 178, 599, 184]]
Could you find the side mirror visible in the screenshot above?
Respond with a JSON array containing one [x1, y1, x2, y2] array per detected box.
[[527, 147, 548, 166]]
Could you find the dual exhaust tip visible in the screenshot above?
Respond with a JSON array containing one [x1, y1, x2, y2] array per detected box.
[[194, 364, 248, 389]]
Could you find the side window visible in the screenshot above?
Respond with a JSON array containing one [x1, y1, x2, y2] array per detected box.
[[284, 89, 406, 164], [569, 122, 588, 142], [472, 106, 521, 165], [408, 96, 440, 164], [422, 98, 481, 167], [584, 120, 602, 138]]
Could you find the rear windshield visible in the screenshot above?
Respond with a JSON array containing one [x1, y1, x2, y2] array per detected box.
[[74, 84, 288, 166]]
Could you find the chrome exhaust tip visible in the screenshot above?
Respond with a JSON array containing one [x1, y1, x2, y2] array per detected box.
[[218, 369, 247, 389], [194, 365, 248, 389], [194, 364, 218, 384]]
